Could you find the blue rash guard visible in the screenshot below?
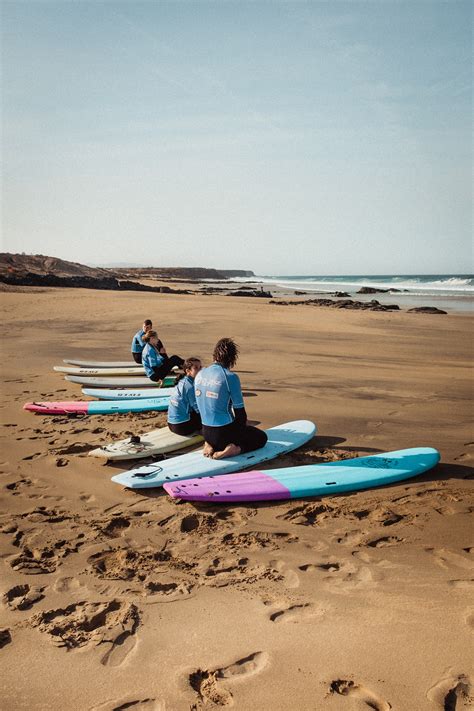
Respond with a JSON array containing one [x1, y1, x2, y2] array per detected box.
[[194, 363, 245, 427], [142, 343, 164, 378], [131, 329, 146, 354], [167, 375, 199, 424]]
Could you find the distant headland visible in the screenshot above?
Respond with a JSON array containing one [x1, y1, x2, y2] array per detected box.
[[0, 253, 254, 291]]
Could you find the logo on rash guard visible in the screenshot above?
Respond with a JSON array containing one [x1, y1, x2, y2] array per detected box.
[[198, 377, 221, 387], [206, 391, 218, 399]]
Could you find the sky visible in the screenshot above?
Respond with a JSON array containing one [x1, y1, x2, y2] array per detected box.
[[2, 0, 472, 275]]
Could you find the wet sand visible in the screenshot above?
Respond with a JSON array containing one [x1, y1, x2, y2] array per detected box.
[[0, 287, 473, 710]]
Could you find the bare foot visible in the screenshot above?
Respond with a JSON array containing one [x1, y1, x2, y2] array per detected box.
[[203, 442, 214, 458], [212, 443, 242, 460]]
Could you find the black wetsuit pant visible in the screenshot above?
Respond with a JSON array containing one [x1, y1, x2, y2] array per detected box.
[[168, 410, 202, 436], [202, 421, 268, 454], [149, 355, 184, 381], [132, 352, 143, 364]]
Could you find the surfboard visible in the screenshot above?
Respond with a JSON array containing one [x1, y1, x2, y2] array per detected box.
[[163, 447, 440, 502], [63, 360, 180, 370], [23, 397, 170, 416], [111, 420, 316, 489], [82, 387, 175, 400], [55, 365, 145, 376], [65, 375, 177, 388], [64, 359, 140, 368], [89, 428, 203, 461]]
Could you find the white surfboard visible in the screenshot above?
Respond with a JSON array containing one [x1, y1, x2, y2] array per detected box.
[[112, 420, 316, 489], [89, 428, 203, 461], [82, 387, 175, 400], [55, 365, 145, 376], [65, 375, 177, 388], [64, 359, 180, 370], [64, 359, 138, 368]]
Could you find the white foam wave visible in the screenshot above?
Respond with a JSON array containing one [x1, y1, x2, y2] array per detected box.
[[253, 276, 474, 293]]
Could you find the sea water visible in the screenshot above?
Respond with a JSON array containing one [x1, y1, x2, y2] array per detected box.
[[232, 274, 474, 313]]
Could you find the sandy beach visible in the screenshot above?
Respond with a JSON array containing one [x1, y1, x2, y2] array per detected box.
[[1, 286, 472, 711]]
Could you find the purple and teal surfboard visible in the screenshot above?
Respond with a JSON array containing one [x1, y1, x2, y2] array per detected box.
[[163, 448, 440, 502]]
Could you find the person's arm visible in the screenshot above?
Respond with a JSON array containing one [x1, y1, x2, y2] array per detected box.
[[187, 382, 200, 413], [157, 339, 167, 355], [228, 373, 247, 425]]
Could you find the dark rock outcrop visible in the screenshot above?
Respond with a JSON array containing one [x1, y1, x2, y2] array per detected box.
[[357, 286, 387, 294], [0, 272, 191, 294], [227, 289, 273, 298], [407, 307, 447, 314], [357, 286, 407, 294], [270, 298, 400, 311]]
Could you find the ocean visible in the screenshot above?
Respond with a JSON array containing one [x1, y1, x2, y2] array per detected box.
[[233, 274, 474, 312]]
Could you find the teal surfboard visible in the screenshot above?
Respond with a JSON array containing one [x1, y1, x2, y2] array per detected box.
[[111, 420, 316, 489], [163, 448, 440, 502]]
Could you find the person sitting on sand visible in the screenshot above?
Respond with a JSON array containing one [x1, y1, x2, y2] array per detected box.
[[131, 319, 153, 364], [167, 358, 203, 436], [142, 330, 184, 381], [194, 337, 267, 459]]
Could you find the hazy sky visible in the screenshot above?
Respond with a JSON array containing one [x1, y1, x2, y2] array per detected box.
[[2, 1, 472, 275]]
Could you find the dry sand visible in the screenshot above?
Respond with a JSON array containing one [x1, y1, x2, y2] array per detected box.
[[0, 287, 473, 711]]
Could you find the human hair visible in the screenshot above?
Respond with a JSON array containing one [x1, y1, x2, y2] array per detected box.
[[183, 357, 201, 373], [213, 338, 239, 369], [144, 319, 152, 327], [142, 330, 158, 343]]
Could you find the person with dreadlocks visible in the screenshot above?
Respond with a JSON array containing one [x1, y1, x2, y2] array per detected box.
[[194, 337, 268, 459]]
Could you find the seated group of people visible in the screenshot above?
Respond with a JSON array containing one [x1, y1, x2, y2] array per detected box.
[[131, 320, 267, 460]]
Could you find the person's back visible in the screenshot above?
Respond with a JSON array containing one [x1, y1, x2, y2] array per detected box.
[[142, 340, 164, 378], [195, 338, 267, 459], [168, 358, 202, 435], [195, 363, 244, 427], [131, 319, 153, 364]]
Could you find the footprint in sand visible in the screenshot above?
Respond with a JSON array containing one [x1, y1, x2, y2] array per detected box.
[[269, 603, 324, 623], [365, 536, 404, 548], [427, 548, 474, 571], [329, 679, 391, 711], [299, 559, 381, 592], [427, 672, 472, 710], [221, 531, 298, 550], [335, 530, 365, 547], [53, 576, 87, 593], [270, 559, 300, 588], [100, 623, 138, 667], [96, 515, 132, 539], [145, 580, 194, 601], [79, 493, 97, 504], [30, 600, 140, 659], [5, 478, 33, 495], [189, 651, 269, 707], [3, 584, 45, 611]]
